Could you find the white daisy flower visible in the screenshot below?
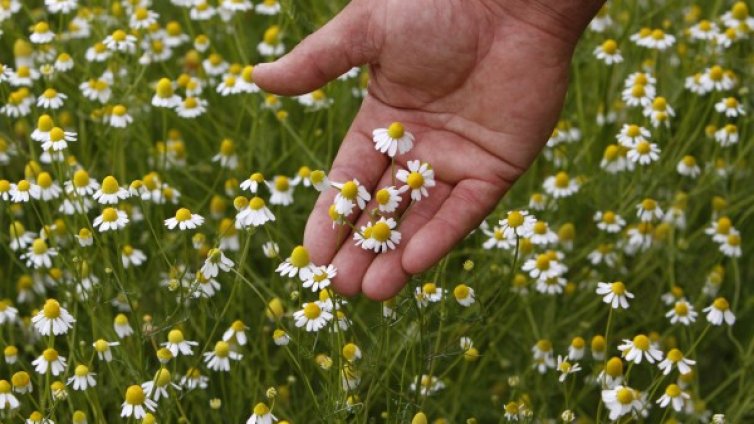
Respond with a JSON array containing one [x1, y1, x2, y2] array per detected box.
[[93, 208, 129, 232], [152, 78, 181, 108], [596, 281, 634, 309], [0, 380, 20, 410], [121, 385, 157, 419], [32, 348, 67, 375], [396, 160, 435, 202], [41, 127, 76, 152], [665, 300, 697, 326], [31, 299, 75, 336], [257, 26, 285, 57], [203, 341, 242, 372], [635, 198, 663, 222], [103, 30, 137, 53], [162, 329, 199, 357], [275, 245, 315, 279], [67, 365, 97, 391], [715, 97, 745, 117], [616, 124, 651, 147], [594, 210, 625, 233], [657, 349, 696, 375], [165, 208, 204, 230], [593, 39, 622, 65], [656, 384, 689, 412], [293, 301, 333, 332], [114, 314, 134, 338], [703, 297, 735, 326], [719, 233, 742, 258], [176, 97, 207, 118], [266, 176, 295, 206], [222, 320, 249, 346], [499, 210, 537, 238], [21, 239, 57, 269], [300, 264, 337, 292], [601, 385, 642, 421], [556, 355, 582, 382], [141, 369, 180, 402], [93, 339, 120, 362], [676, 155, 700, 178], [121, 245, 147, 268], [372, 122, 414, 157], [255, 0, 280, 15], [543, 171, 580, 198], [626, 140, 660, 165], [453, 284, 475, 307], [37, 88, 67, 109], [201, 248, 235, 279], [358, 217, 401, 253], [332, 179, 370, 215], [236, 197, 275, 228], [617, 334, 664, 364], [93, 176, 130, 204], [246, 402, 277, 424], [30, 22, 55, 44]]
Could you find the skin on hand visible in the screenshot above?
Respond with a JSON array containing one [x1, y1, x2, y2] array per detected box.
[[254, 0, 604, 300]]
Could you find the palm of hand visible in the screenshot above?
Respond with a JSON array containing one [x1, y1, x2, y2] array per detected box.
[[255, 0, 579, 299]]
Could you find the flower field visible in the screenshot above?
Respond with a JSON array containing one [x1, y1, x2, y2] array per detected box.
[[0, 0, 753, 423]]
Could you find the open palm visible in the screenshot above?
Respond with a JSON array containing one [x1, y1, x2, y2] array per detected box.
[[254, 0, 603, 299]]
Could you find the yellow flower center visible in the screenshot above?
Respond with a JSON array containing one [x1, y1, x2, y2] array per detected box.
[[32, 238, 48, 255], [535, 254, 550, 270], [112, 30, 127, 42], [274, 176, 289, 192], [0, 380, 10, 393], [43, 348, 59, 361], [253, 402, 270, 416], [340, 181, 358, 199], [651, 29, 665, 40], [74, 365, 89, 377], [310, 170, 325, 184], [303, 302, 321, 319], [653, 97, 667, 110], [422, 282, 437, 295], [727, 233, 741, 246], [155, 368, 171, 386], [507, 211, 524, 227], [11, 371, 29, 387], [94, 339, 109, 352], [290, 246, 310, 268], [709, 66, 723, 81], [665, 384, 681, 397], [371, 221, 391, 242], [175, 208, 192, 221], [242, 65, 254, 82], [375, 188, 391, 205], [631, 84, 646, 97], [635, 141, 651, 154], [616, 388, 634, 405], [682, 155, 696, 167], [604, 144, 619, 160], [34, 22, 50, 34], [533, 221, 547, 235], [632, 334, 650, 351], [611, 281, 626, 295], [601, 39, 617, 54], [592, 335, 606, 352], [536, 339, 552, 352], [554, 172, 570, 188], [101, 176, 120, 194], [125, 385, 145, 405], [674, 302, 689, 316], [249, 196, 265, 210], [571, 337, 585, 349], [166, 22, 182, 36], [135, 8, 149, 20], [667, 349, 683, 363], [713, 297, 730, 311], [73, 170, 90, 187], [231, 320, 245, 331], [406, 172, 424, 189], [214, 341, 230, 357], [37, 172, 53, 189], [43, 299, 61, 318], [101, 208, 119, 222], [263, 26, 280, 45], [732, 2, 749, 20], [453, 284, 469, 299], [606, 357, 623, 377], [387, 122, 404, 139], [168, 329, 185, 343], [156, 78, 173, 97]]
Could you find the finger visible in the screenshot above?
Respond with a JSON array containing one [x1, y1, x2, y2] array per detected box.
[[402, 179, 508, 274], [253, 0, 377, 96], [328, 167, 397, 296], [361, 182, 452, 301], [302, 101, 391, 284]]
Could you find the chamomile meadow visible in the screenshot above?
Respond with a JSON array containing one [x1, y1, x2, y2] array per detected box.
[[0, 0, 753, 423]]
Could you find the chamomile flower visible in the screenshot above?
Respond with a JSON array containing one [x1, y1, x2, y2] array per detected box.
[[41, 127, 76, 152], [453, 284, 476, 307], [720, 233, 742, 258], [162, 329, 199, 357], [293, 301, 333, 332], [627, 140, 660, 165], [267, 176, 295, 206], [37, 88, 67, 109], [715, 97, 745, 117], [236, 196, 275, 228], [521, 251, 567, 281], [67, 365, 96, 391], [93, 207, 129, 232], [622, 83, 655, 107], [180, 368, 209, 391], [372, 122, 414, 157], [204, 341, 242, 372], [618, 334, 664, 364], [721, 2, 754, 29], [644, 97, 675, 128], [410, 374, 445, 397], [677, 155, 701, 178], [93, 339, 119, 362], [636, 198, 663, 222], [113, 314, 134, 338], [121, 385, 156, 419], [272, 329, 290, 346], [240, 173, 265, 194], [0, 380, 20, 410], [359, 217, 401, 253], [703, 297, 735, 326], [191, 3, 216, 20], [32, 299, 75, 336], [297, 89, 333, 110], [141, 368, 180, 402], [594, 211, 625, 233], [701, 66, 735, 92], [397, 160, 435, 201], [276, 245, 315, 279], [165, 208, 204, 230], [262, 241, 279, 258], [568, 337, 585, 361], [80, 78, 112, 103], [121, 245, 147, 268], [543, 171, 580, 198], [258, 26, 285, 57], [616, 124, 651, 147], [130, 8, 158, 29], [223, 320, 249, 346], [594, 39, 622, 64], [108, 105, 133, 128], [656, 384, 689, 412], [482, 225, 514, 249], [11, 371, 31, 394], [596, 281, 634, 309], [30, 22, 55, 44], [658, 349, 696, 375], [176, 96, 207, 118], [246, 402, 277, 424], [21, 239, 57, 269], [601, 385, 642, 421], [689, 20, 719, 41], [45, 0, 78, 14], [666, 300, 697, 326], [714, 124, 739, 147], [256, 0, 280, 15], [152, 78, 181, 108], [103, 29, 137, 53], [201, 248, 234, 279], [333, 179, 370, 215], [36, 172, 61, 201], [93, 176, 130, 204], [0, 300, 19, 324], [32, 348, 67, 375], [556, 355, 581, 382], [531, 339, 556, 373], [300, 264, 337, 292], [500, 210, 536, 238], [530, 220, 558, 246]]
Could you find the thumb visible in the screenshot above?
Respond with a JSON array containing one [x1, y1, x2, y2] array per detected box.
[[253, 1, 377, 96]]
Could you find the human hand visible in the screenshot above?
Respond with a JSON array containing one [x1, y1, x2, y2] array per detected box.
[[254, 0, 604, 300]]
